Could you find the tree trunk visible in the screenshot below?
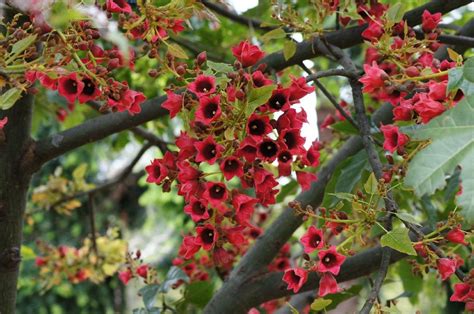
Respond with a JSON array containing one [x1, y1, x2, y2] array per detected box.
[[0, 95, 34, 314]]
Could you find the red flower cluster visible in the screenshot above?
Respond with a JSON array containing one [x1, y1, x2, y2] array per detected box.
[[282, 225, 346, 297], [451, 281, 474, 312], [145, 40, 320, 279]]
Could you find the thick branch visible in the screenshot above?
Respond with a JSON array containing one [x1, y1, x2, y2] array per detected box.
[[33, 95, 168, 166], [435, 18, 474, 60]]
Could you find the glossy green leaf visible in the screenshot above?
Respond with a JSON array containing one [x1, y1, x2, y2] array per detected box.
[[386, 3, 405, 23], [364, 172, 378, 195], [159, 266, 189, 293], [11, 34, 37, 56], [0, 88, 22, 110], [380, 227, 416, 256], [283, 40, 297, 61], [404, 95, 474, 222], [206, 61, 233, 73], [20, 245, 36, 261], [246, 84, 275, 115], [447, 67, 463, 94], [261, 28, 287, 42], [139, 284, 160, 310], [310, 298, 332, 311], [167, 43, 188, 59], [463, 57, 474, 82], [184, 281, 214, 308]]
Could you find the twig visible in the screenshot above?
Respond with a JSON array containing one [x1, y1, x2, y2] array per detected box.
[[300, 64, 359, 130]]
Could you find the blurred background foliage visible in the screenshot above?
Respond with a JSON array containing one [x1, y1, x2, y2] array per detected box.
[[17, 0, 473, 313]]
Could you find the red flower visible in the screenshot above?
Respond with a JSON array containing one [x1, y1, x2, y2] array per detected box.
[[437, 258, 459, 281], [123, 89, 146, 114], [446, 228, 468, 246], [267, 87, 290, 112], [250, 71, 273, 87], [359, 62, 388, 94], [277, 108, 307, 132], [231, 40, 265, 67], [184, 197, 210, 222], [118, 269, 133, 285], [136, 264, 149, 278], [145, 159, 168, 185], [300, 226, 324, 254], [282, 268, 308, 293], [427, 81, 447, 102], [302, 140, 321, 167], [232, 193, 258, 225], [317, 246, 346, 275], [0, 117, 8, 130], [194, 136, 224, 165], [413, 94, 445, 123], [178, 235, 201, 259], [257, 138, 279, 162], [188, 75, 216, 97], [326, 212, 348, 235], [246, 114, 272, 138], [78, 77, 101, 103], [362, 21, 384, 42], [220, 156, 244, 180], [177, 161, 203, 201], [296, 171, 317, 191], [279, 128, 305, 155], [238, 137, 258, 162], [203, 182, 228, 210], [176, 132, 197, 161], [195, 95, 221, 125], [277, 150, 293, 177], [106, 0, 132, 13], [450, 283, 472, 302], [35, 256, 47, 267], [380, 124, 409, 153], [162, 90, 183, 119], [422, 10, 442, 33], [195, 224, 218, 251], [289, 76, 315, 101], [321, 115, 336, 129], [58, 73, 84, 103], [318, 273, 341, 297], [393, 101, 414, 121]]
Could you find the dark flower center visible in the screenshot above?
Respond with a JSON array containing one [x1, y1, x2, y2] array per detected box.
[[259, 140, 278, 158], [204, 102, 218, 119], [201, 228, 215, 244], [248, 119, 265, 136], [307, 151, 316, 164], [82, 78, 96, 96], [283, 132, 297, 149], [197, 80, 213, 93], [115, 0, 129, 9], [269, 93, 286, 110], [250, 229, 260, 238], [224, 159, 239, 172], [277, 260, 287, 270], [310, 234, 321, 248], [202, 143, 217, 160], [253, 77, 266, 88], [278, 151, 292, 163], [322, 253, 335, 266], [64, 79, 78, 94], [289, 271, 301, 283], [192, 201, 206, 215], [153, 165, 161, 178], [210, 185, 225, 199]]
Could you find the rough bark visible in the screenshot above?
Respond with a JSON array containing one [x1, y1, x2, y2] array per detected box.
[[0, 95, 34, 314]]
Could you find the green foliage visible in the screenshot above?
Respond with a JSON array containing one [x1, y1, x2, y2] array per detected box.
[[380, 227, 417, 256], [246, 84, 276, 115], [0, 87, 22, 110], [404, 95, 474, 222]]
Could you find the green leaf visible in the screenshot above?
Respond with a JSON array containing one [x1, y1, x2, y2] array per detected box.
[[330, 120, 359, 135], [396, 260, 423, 303], [159, 266, 189, 293], [206, 61, 233, 73], [394, 212, 421, 226], [261, 28, 287, 42], [21, 245, 36, 261], [184, 281, 214, 308], [386, 3, 405, 23], [11, 34, 37, 56], [380, 227, 416, 255], [447, 67, 463, 94], [364, 172, 378, 195], [0, 88, 22, 110], [246, 84, 276, 115], [283, 40, 296, 61], [139, 284, 161, 310], [72, 164, 88, 180], [310, 298, 332, 311], [404, 95, 474, 223], [167, 43, 188, 59], [463, 58, 474, 83], [325, 285, 363, 310], [328, 192, 354, 202]]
